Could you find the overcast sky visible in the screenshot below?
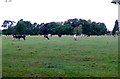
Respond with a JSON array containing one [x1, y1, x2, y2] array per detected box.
[[0, 0, 118, 31]]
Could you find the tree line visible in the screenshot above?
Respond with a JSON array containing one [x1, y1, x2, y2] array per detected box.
[[2, 18, 109, 36]]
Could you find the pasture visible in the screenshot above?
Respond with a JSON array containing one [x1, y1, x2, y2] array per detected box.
[[2, 35, 118, 77]]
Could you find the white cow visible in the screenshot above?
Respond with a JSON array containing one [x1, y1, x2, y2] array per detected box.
[[73, 34, 77, 41]]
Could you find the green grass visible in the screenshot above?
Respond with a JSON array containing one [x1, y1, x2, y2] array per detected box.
[[2, 35, 118, 77], [0, 36, 2, 78]]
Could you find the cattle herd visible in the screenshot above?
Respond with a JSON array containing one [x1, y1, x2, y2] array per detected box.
[[11, 33, 118, 41], [12, 34, 78, 41], [2, 34, 116, 41]]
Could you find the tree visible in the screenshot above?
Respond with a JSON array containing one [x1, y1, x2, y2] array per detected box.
[[47, 22, 59, 35], [14, 19, 26, 34], [0, 30, 2, 35], [1, 18, 108, 35], [1, 20, 15, 28], [96, 23, 107, 35], [40, 23, 49, 35], [32, 23, 40, 35], [61, 24, 73, 35], [73, 25, 82, 35], [2, 27, 14, 35], [112, 20, 119, 35], [81, 19, 91, 35], [64, 18, 79, 27], [24, 21, 32, 35]]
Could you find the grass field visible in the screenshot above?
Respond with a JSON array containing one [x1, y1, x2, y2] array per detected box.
[[0, 36, 2, 78], [2, 35, 118, 77]]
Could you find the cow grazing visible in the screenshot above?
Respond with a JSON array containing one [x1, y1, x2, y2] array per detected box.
[[44, 35, 49, 40], [13, 34, 26, 40]]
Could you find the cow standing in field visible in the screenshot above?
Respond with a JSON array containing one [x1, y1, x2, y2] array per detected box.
[[73, 34, 77, 41], [44, 35, 49, 40], [58, 34, 62, 37], [13, 34, 26, 40]]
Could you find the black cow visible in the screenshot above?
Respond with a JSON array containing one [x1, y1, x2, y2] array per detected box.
[[13, 34, 26, 40], [58, 34, 62, 37], [44, 35, 49, 40]]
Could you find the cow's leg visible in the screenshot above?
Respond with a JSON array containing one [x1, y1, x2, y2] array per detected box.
[[46, 36, 49, 40], [47, 37, 49, 40], [12, 37, 15, 41], [23, 37, 25, 40], [18, 38, 20, 41], [74, 37, 77, 41]]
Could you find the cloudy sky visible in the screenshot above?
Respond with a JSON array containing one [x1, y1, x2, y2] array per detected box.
[[0, 0, 118, 31]]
